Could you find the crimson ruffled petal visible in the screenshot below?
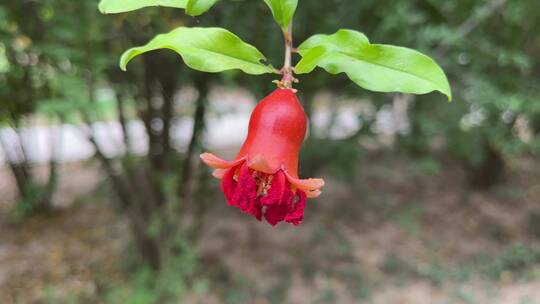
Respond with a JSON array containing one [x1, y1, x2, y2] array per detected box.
[[221, 166, 308, 225], [265, 189, 293, 226], [249, 199, 263, 221], [285, 190, 307, 226], [221, 166, 237, 205], [230, 163, 262, 220]]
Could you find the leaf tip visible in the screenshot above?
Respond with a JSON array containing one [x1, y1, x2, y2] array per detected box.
[[119, 60, 127, 71], [97, 2, 108, 14], [119, 51, 132, 71], [442, 82, 452, 102]]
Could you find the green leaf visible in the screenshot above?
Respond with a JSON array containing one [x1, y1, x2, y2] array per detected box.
[[263, 0, 298, 30], [295, 45, 332, 74], [297, 29, 452, 100], [120, 27, 275, 75], [186, 0, 219, 16], [98, 0, 187, 14]]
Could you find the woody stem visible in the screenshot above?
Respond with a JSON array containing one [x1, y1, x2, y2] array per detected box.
[[281, 22, 294, 89]]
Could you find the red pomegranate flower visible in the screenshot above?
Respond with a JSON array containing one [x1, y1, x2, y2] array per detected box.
[[200, 88, 324, 226]]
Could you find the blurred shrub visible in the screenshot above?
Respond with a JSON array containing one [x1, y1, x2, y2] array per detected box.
[[475, 244, 540, 281], [105, 237, 201, 304], [300, 137, 361, 182]]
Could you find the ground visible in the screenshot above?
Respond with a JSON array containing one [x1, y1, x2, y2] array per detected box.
[[1, 155, 540, 304]]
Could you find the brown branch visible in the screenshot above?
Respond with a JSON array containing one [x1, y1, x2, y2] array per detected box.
[[115, 91, 131, 153], [178, 78, 208, 202]]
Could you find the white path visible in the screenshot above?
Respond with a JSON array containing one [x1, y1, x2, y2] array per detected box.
[[0, 92, 406, 166]]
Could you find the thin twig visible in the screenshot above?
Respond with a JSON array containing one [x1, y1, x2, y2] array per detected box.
[[275, 22, 298, 90]]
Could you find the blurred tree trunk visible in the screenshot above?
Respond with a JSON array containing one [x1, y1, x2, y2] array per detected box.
[[0, 44, 57, 215], [398, 96, 430, 156], [115, 91, 132, 152], [179, 75, 209, 200], [39, 156, 58, 211], [464, 141, 505, 190], [531, 115, 540, 135], [36, 121, 62, 212], [83, 70, 164, 270], [141, 53, 181, 174], [0, 130, 32, 198], [160, 76, 176, 171], [83, 126, 162, 270], [142, 66, 164, 172], [0, 124, 57, 214]]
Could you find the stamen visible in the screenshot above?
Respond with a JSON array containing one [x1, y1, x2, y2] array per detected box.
[[255, 174, 273, 197], [260, 171, 288, 206]]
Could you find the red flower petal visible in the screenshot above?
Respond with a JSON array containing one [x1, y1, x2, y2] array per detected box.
[[200, 153, 244, 170], [250, 199, 263, 221], [285, 190, 307, 226], [265, 187, 294, 226], [231, 163, 261, 220], [284, 170, 325, 192], [221, 166, 238, 205], [265, 201, 289, 226]]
